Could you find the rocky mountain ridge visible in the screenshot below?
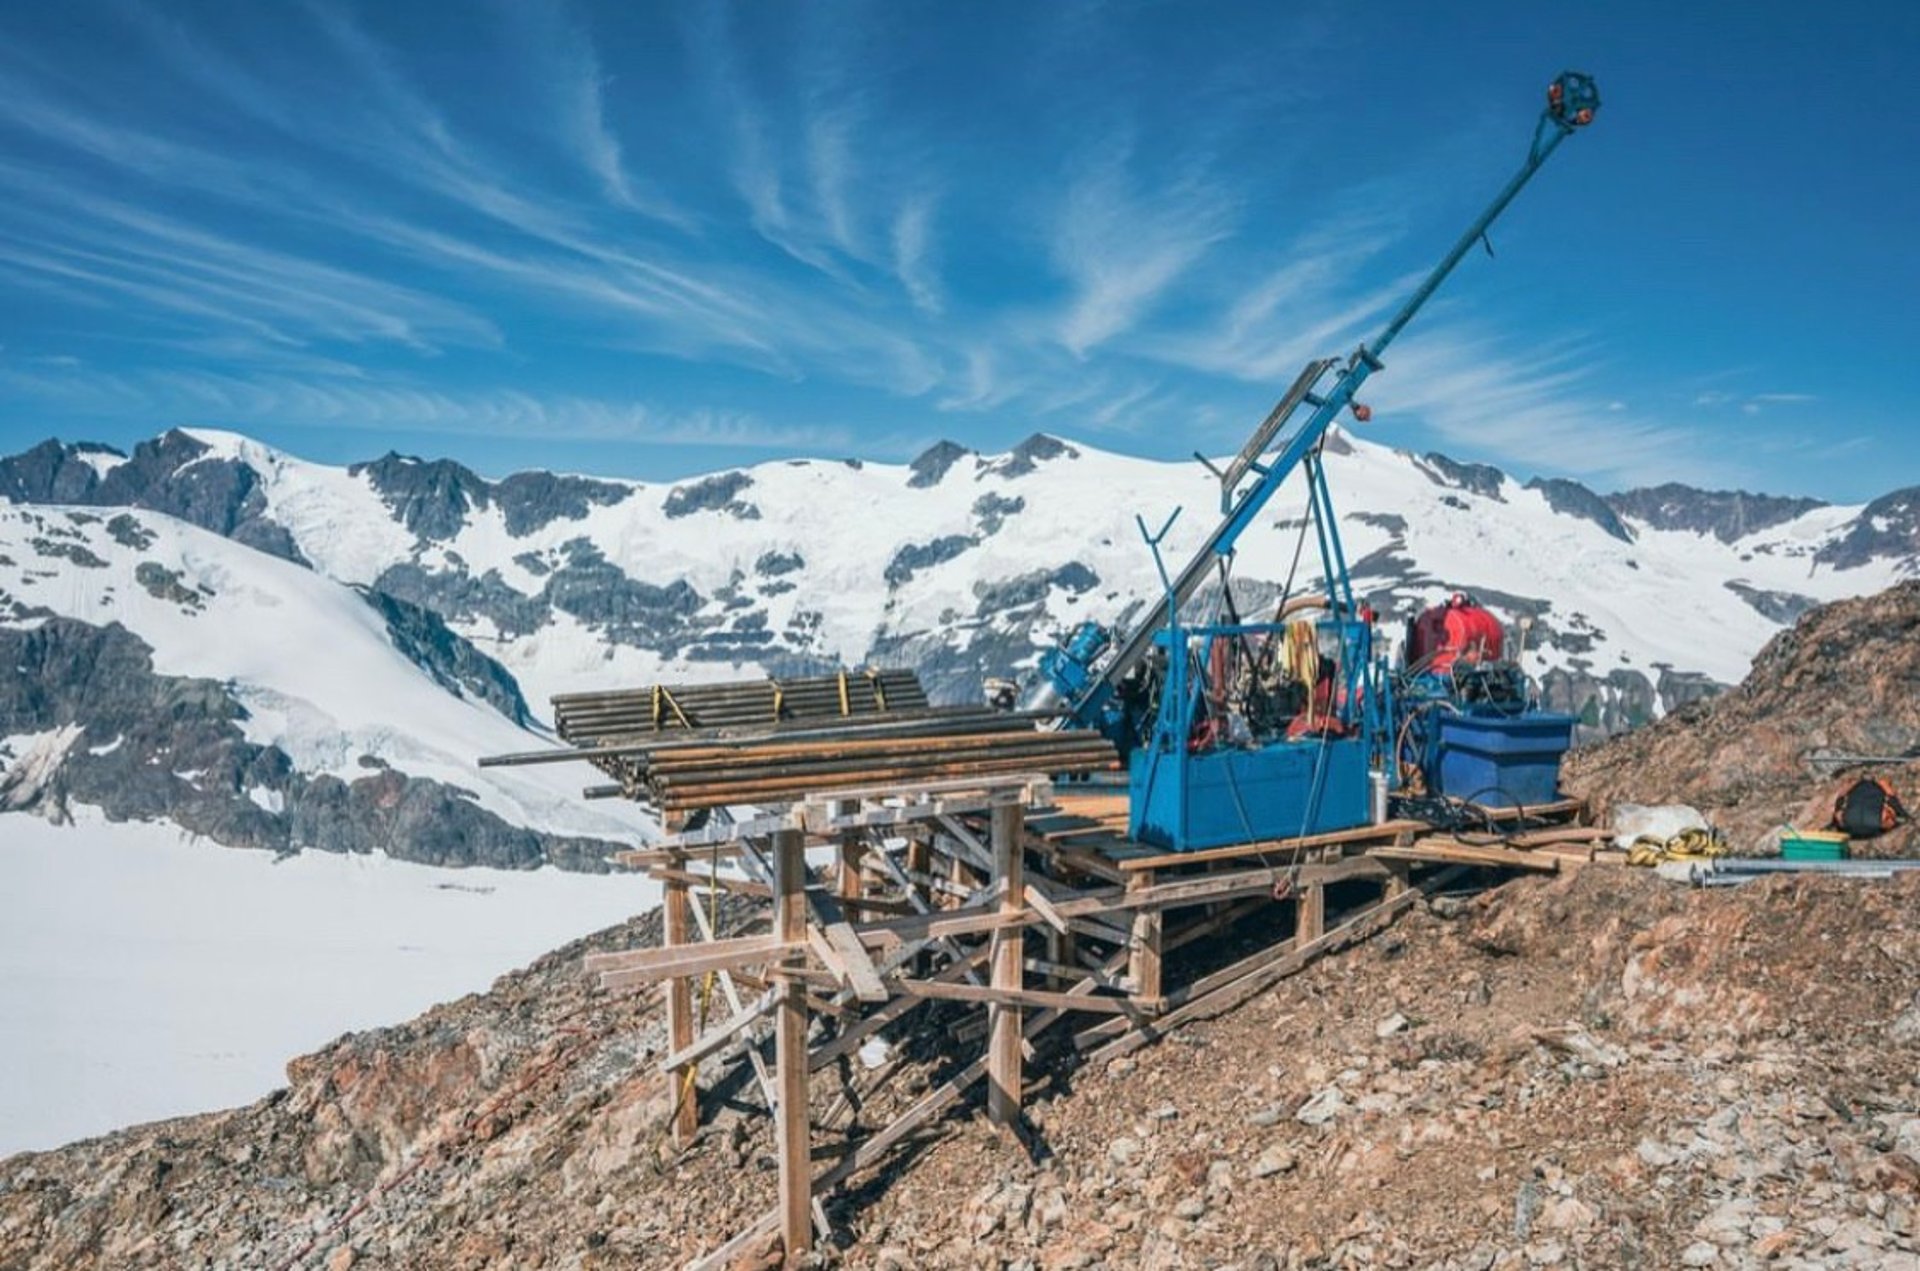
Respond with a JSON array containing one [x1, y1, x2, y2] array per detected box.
[[0, 497, 643, 868], [5, 427, 1915, 747]]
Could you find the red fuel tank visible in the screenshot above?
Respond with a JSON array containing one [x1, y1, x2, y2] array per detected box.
[[1408, 593, 1505, 673]]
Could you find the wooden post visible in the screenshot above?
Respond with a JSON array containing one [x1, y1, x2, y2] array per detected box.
[[838, 833, 865, 905], [1297, 880, 1326, 942], [1382, 859, 1411, 900], [663, 876, 698, 1148], [1127, 869, 1163, 1003], [773, 828, 811, 1267], [987, 800, 1025, 1127]]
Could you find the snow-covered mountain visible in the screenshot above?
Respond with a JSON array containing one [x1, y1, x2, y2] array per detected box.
[[4, 424, 1915, 801], [0, 491, 648, 868]]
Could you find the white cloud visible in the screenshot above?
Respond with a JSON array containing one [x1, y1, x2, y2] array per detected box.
[[1051, 143, 1237, 356], [891, 195, 942, 315]]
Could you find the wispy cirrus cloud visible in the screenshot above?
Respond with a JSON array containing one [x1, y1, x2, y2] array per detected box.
[[1050, 141, 1238, 356], [0, 360, 850, 451], [0, 1, 1788, 495], [1696, 389, 1818, 416], [891, 195, 943, 316], [1377, 325, 1724, 488]]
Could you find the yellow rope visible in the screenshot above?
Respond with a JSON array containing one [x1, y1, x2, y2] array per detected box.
[[669, 843, 726, 1146], [1625, 827, 1727, 866]]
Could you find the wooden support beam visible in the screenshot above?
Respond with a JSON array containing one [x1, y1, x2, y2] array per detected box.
[[643, 865, 773, 898], [934, 813, 996, 874], [810, 925, 889, 1003], [1085, 866, 1469, 1065], [988, 800, 1024, 1128], [1127, 869, 1162, 1003], [894, 976, 1136, 1015], [837, 834, 865, 903], [1381, 857, 1412, 900], [685, 887, 781, 1117], [1022, 883, 1071, 934], [662, 878, 697, 1148], [658, 991, 775, 1074], [773, 828, 811, 1268], [1113, 818, 1430, 872], [588, 933, 798, 987], [691, 949, 1136, 1271], [1297, 881, 1325, 943]]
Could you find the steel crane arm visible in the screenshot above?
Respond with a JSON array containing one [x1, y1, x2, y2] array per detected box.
[[1069, 71, 1599, 720]]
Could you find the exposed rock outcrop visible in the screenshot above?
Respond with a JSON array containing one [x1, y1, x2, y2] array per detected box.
[[0, 618, 614, 870], [1566, 579, 1920, 852], [0, 431, 304, 563]]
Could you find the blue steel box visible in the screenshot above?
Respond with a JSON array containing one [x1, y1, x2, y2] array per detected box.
[[1129, 734, 1371, 851], [1433, 712, 1575, 808]]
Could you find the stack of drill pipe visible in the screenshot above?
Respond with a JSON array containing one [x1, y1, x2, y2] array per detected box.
[[636, 716, 1118, 812], [551, 668, 927, 747]]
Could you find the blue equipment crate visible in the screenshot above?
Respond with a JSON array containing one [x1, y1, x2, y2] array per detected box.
[[1433, 712, 1575, 808], [1129, 735, 1371, 851]]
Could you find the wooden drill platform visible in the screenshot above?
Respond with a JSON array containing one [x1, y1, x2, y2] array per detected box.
[[577, 776, 1601, 1269]]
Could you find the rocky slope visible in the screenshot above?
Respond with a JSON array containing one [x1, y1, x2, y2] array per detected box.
[[6, 427, 1916, 745], [1566, 579, 1920, 854], [1, 867, 1915, 1270]]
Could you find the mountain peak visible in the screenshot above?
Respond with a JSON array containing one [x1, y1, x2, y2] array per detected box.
[[1605, 483, 1829, 544], [907, 440, 973, 489]]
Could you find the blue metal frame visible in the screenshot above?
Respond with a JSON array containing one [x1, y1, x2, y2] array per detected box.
[[1126, 617, 1390, 850], [1053, 71, 1600, 730]]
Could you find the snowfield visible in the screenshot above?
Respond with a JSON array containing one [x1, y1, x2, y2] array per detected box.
[[0, 813, 656, 1157]]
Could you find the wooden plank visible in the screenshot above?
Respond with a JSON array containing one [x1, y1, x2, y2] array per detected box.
[[658, 992, 775, 1073], [1371, 841, 1559, 873], [1450, 795, 1585, 824], [685, 889, 781, 1116], [773, 828, 811, 1268], [588, 933, 798, 984], [1023, 883, 1071, 935], [848, 900, 1023, 949], [893, 977, 1137, 1014], [805, 949, 989, 1074], [1112, 818, 1429, 872], [643, 865, 773, 898], [988, 800, 1025, 1128], [1049, 845, 1128, 884], [1505, 825, 1613, 847], [823, 923, 889, 1004]]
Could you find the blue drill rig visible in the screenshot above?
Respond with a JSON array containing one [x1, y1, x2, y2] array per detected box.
[[1028, 71, 1600, 852]]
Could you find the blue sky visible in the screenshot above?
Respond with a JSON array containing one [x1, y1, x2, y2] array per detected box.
[[0, 2, 1913, 500]]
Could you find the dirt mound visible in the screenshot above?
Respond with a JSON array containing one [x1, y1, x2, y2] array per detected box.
[[3, 865, 1917, 1270], [1566, 579, 1920, 854]]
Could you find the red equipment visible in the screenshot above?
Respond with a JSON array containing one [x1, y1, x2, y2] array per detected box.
[[1407, 593, 1505, 673]]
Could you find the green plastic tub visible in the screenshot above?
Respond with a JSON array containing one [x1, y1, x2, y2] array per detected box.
[[1780, 829, 1850, 862]]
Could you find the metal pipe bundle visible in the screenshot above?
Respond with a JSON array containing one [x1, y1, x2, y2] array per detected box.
[[640, 723, 1117, 811], [478, 666, 1116, 812], [553, 669, 927, 746]]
